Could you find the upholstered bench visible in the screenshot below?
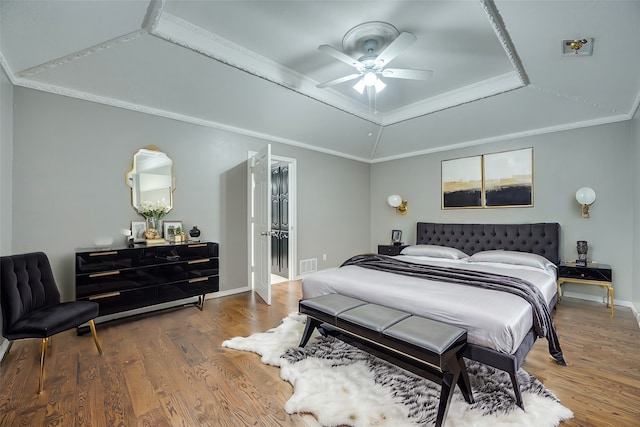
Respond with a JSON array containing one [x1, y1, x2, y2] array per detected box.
[[298, 294, 473, 427]]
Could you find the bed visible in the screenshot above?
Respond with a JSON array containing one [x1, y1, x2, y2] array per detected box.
[[301, 222, 565, 408]]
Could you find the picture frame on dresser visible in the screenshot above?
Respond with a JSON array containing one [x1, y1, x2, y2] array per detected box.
[[164, 221, 183, 241], [391, 229, 402, 245], [131, 221, 146, 243]]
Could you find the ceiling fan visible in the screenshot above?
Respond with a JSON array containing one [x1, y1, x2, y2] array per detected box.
[[316, 22, 433, 95]]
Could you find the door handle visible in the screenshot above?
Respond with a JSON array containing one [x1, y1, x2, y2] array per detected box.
[[260, 230, 278, 237]]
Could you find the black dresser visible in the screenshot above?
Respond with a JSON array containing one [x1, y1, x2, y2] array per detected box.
[[75, 242, 219, 331]]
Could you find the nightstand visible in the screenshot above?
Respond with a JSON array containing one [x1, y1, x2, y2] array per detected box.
[[377, 245, 408, 256], [557, 262, 614, 317]]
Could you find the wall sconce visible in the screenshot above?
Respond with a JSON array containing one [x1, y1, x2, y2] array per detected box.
[[575, 187, 596, 218], [387, 194, 408, 215]]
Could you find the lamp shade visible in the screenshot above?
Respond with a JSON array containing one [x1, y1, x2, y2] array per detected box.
[[575, 187, 596, 205], [387, 194, 402, 208]]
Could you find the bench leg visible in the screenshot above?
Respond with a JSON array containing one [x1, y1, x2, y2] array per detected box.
[[299, 317, 321, 347], [435, 370, 458, 427]]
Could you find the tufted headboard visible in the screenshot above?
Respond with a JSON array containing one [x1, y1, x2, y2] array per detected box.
[[416, 222, 560, 265]]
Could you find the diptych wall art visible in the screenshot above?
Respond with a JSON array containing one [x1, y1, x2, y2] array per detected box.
[[442, 148, 533, 209]]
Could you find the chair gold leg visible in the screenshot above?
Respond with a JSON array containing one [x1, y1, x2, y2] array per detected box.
[[1, 341, 14, 364], [89, 320, 103, 355], [38, 338, 47, 394]]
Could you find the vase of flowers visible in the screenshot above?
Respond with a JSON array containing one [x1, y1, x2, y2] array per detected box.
[[138, 200, 170, 238]]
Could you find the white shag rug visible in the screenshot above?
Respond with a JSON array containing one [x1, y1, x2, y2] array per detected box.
[[222, 313, 573, 427]]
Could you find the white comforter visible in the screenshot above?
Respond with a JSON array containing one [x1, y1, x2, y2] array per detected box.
[[301, 255, 557, 354]]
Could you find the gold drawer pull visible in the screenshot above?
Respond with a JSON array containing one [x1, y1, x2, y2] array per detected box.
[[188, 259, 210, 265], [188, 244, 207, 248], [89, 292, 121, 300], [189, 277, 208, 284], [89, 251, 118, 257], [89, 270, 120, 278]]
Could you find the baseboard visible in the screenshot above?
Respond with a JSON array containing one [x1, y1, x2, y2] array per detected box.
[[207, 286, 251, 298]]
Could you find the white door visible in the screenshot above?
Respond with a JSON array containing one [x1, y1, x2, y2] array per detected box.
[[251, 145, 272, 304]]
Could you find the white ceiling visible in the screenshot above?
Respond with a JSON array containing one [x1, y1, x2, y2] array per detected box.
[[1, 0, 639, 162]]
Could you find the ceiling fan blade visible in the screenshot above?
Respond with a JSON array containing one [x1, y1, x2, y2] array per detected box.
[[375, 32, 417, 67], [316, 73, 362, 88], [318, 44, 361, 70], [381, 68, 433, 80]]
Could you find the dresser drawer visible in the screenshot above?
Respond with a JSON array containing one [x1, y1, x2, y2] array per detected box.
[[157, 276, 219, 303], [76, 249, 136, 273], [175, 243, 218, 260], [76, 265, 157, 298], [81, 287, 158, 316], [377, 245, 407, 256], [156, 258, 219, 283], [559, 264, 612, 282]]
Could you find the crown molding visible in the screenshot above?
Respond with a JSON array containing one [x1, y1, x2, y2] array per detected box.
[[13, 76, 371, 163], [370, 112, 631, 163], [380, 72, 525, 126], [16, 30, 146, 78], [480, 0, 529, 86]]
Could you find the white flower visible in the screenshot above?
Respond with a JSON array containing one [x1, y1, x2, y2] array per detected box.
[[137, 199, 170, 220]]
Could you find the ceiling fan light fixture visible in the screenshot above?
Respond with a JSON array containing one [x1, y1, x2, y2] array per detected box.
[[319, 21, 432, 96], [363, 72, 377, 86], [353, 74, 386, 94]]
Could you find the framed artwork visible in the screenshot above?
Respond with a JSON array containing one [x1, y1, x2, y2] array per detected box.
[[442, 148, 533, 209], [484, 148, 533, 207], [391, 229, 402, 244], [131, 221, 147, 243], [163, 221, 183, 241], [442, 155, 482, 208]]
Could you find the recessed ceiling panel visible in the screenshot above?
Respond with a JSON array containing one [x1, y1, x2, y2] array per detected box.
[[163, 0, 514, 115]]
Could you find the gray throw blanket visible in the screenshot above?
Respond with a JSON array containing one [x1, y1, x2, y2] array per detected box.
[[341, 254, 566, 365]]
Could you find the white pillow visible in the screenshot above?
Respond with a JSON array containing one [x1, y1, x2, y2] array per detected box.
[[401, 245, 469, 259], [467, 250, 555, 271]]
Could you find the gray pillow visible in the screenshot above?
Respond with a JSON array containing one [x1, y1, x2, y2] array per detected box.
[[467, 250, 555, 271], [401, 245, 469, 259]]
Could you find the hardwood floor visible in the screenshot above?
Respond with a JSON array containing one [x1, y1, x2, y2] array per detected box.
[[1, 281, 639, 426]]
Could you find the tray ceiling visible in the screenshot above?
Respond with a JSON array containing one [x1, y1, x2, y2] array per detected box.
[[1, 0, 639, 162]]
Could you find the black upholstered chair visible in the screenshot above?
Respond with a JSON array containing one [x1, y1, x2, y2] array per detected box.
[[0, 252, 102, 393]]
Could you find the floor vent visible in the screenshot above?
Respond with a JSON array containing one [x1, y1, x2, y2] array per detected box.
[[299, 258, 317, 275]]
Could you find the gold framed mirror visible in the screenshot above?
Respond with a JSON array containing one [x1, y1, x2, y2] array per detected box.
[[126, 145, 174, 213]]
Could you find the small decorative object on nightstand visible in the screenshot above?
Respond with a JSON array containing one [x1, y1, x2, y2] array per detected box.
[[378, 245, 408, 256], [557, 261, 614, 317], [576, 240, 588, 266]]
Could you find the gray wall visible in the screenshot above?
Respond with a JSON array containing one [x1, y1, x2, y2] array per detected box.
[[371, 122, 636, 305], [4, 84, 639, 319], [1, 69, 12, 255], [0, 67, 13, 352], [10, 87, 371, 301]]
